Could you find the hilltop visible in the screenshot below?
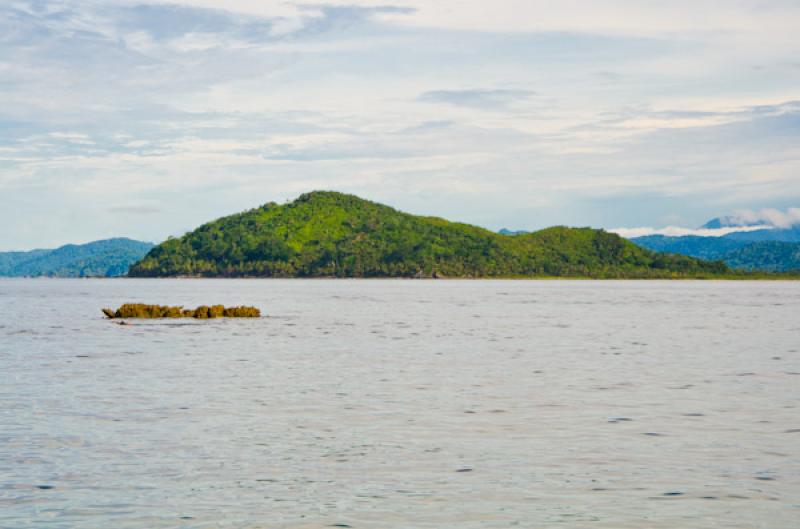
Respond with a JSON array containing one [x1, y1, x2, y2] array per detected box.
[[0, 238, 154, 278], [128, 192, 734, 279]]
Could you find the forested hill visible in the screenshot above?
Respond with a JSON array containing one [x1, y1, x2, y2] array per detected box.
[[632, 235, 800, 272], [129, 191, 731, 278], [0, 238, 154, 277]]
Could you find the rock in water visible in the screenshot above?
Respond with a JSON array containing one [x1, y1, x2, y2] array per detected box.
[[102, 304, 260, 319]]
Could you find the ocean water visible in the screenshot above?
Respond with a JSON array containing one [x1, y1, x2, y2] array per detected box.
[[1, 279, 799, 529]]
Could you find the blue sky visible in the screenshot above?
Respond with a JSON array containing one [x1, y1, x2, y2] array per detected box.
[[1, 0, 799, 249]]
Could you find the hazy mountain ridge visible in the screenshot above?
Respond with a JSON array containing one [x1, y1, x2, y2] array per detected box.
[[129, 191, 732, 279], [631, 235, 747, 261], [700, 216, 769, 230], [722, 225, 800, 242], [631, 226, 800, 272], [0, 238, 154, 277]]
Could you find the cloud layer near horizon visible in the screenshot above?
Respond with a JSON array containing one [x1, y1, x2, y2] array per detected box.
[[1, 0, 799, 249], [611, 225, 775, 239], [611, 207, 800, 238]]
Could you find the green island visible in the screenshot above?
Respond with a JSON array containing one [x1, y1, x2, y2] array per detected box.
[[102, 304, 260, 319], [128, 191, 794, 279]]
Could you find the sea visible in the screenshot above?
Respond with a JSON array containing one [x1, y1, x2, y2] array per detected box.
[[1, 279, 799, 528]]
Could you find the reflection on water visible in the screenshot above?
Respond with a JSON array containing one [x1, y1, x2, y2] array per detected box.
[[1, 279, 799, 528]]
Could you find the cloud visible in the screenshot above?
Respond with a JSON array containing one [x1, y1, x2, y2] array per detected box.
[[1, 1, 799, 249], [418, 89, 535, 109], [720, 207, 800, 229], [260, 121, 530, 161], [144, 1, 799, 42], [107, 205, 163, 215], [611, 207, 800, 238], [610, 225, 774, 239], [48, 132, 95, 145]]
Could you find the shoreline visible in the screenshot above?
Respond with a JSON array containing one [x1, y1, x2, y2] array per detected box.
[[2, 275, 799, 281]]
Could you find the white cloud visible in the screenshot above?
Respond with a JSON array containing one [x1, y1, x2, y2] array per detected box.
[[1, 0, 799, 249], [610, 225, 774, 239], [137, 0, 799, 40], [126, 0, 301, 19], [611, 207, 800, 238], [724, 207, 800, 229]]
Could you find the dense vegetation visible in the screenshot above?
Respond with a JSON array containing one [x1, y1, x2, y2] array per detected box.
[[722, 241, 800, 272], [632, 235, 800, 272], [0, 250, 49, 275], [631, 235, 746, 261], [103, 304, 260, 319], [129, 191, 733, 279], [0, 238, 153, 277]]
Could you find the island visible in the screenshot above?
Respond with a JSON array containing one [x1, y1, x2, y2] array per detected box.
[[129, 191, 740, 279]]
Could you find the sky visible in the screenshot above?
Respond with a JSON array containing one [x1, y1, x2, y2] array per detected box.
[[1, 0, 799, 250]]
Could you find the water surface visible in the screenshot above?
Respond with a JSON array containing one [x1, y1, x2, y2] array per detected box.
[[1, 279, 799, 528]]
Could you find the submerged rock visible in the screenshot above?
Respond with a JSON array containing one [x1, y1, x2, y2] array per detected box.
[[102, 303, 260, 319]]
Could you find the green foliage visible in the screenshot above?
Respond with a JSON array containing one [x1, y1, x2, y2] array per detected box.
[[103, 304, 261, 319], [0, 238, 153, 277], [631, 235, 745, 260], [633, 235, 800, 272], [129, 191, 736, 279], [723, 241, 800, 272]]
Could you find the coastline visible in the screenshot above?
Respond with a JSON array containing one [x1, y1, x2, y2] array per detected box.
[[3, 274, 799, 281]]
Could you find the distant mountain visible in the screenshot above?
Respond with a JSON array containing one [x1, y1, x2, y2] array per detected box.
[[129, 191, 731, 278], [631, 235, 745, 261], [0, 249, 49, 275], [498, 228, 528, 235], [631, 234, 800, 272], [0, 238, 154, 277], [700, 216, 766, 230], [722, 225, 800, 242], [697, 211, 800, 242]]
